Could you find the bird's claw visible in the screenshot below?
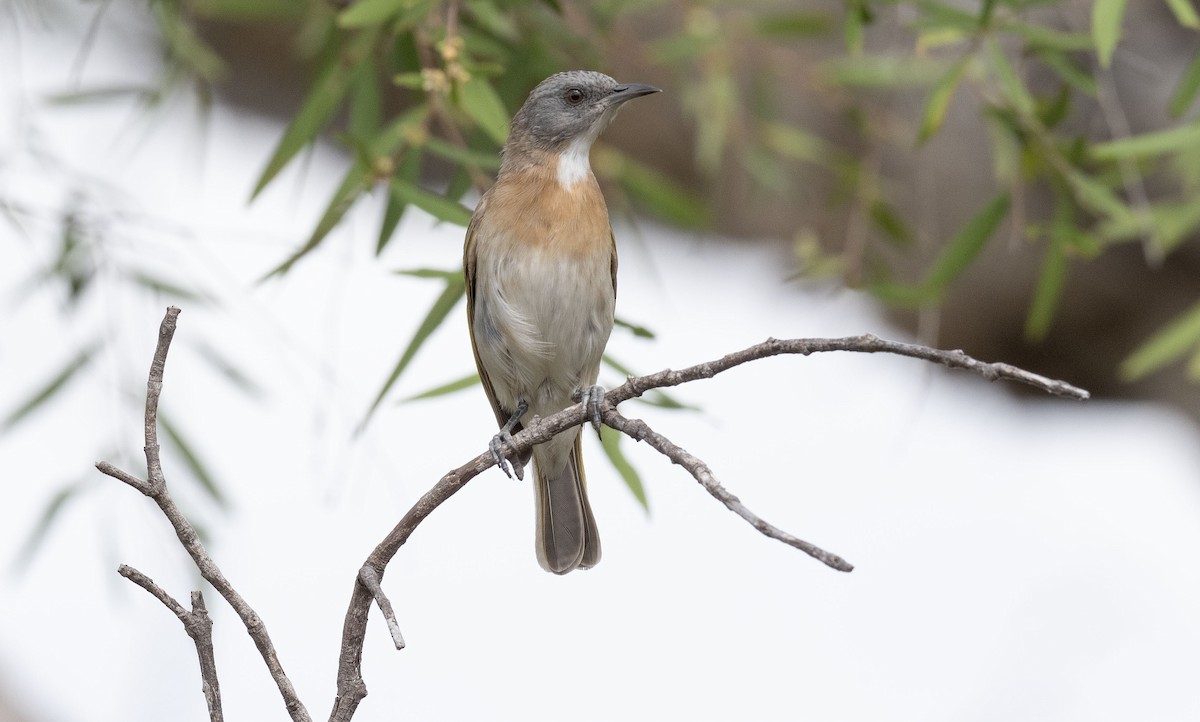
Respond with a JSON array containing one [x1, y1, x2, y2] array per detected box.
[[574, 384, 606, 434], [489, 430, 524, 480]]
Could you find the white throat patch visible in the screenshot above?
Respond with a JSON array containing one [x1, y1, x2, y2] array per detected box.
[[556, 135, 594, 189]]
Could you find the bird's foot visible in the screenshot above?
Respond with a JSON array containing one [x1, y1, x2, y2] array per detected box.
[[573, 384, 606, 434], [488, 430, 524, 480], [490, 400, 528, 480]]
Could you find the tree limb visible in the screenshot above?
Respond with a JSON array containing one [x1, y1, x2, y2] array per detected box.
[[329, 333, 1087, 720], [118, 564, 223, 722], [93, 309, 1089, 722], [97, 307, 313, 722]]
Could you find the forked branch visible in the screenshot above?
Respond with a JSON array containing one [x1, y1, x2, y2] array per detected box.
[[97, 309, 1088, 722]]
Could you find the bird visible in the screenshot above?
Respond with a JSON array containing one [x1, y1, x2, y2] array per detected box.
[[464, 70, 661, 574]]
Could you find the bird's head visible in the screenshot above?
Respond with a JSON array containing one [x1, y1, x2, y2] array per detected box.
[[505, 70, 660, 159]]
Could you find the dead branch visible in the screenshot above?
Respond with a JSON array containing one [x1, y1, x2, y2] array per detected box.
[[97, 307, 312, 722], [118, 564, 223, 722]]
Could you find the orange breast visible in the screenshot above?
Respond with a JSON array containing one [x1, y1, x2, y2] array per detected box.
[[481, 156, 613, 258]]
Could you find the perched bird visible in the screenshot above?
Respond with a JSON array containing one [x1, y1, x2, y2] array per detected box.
[[464, 71, 660, 574]]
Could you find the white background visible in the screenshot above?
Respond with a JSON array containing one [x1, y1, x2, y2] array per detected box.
[[2, 6, 1199, 721]]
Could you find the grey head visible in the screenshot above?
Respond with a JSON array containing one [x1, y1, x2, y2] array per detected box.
[[507, 70, 660, 154]]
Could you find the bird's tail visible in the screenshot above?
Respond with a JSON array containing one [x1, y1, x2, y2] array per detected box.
[[533, 432, 601, 574]]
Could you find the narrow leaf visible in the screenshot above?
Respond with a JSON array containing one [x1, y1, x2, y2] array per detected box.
[[1092, 0, 1128, 68], [2, 343, 98, 430], [338, 0, 405, 27], [925, 192, 1010, 293], [252, 48, 357, 199], [11, 481, 88, 573], [360, 274, 467, 428], [1169, 51, 1200, 118], [1165, 0, 1200, 29], [1025, 199, 1072, 342], [159, 413, 229, 509], [1091, 122, 1200, 160], [594, 148, 711, 228], [919, 58, 968, 144], [423, 137, 502, 170], [614, 317, 656, 339], [401, 372, 480, 401], [457, 75, 510, 146], [264, 161, 373, 277], [600, 426, 648, 511], [388, 177, 473, 226], [1120, 299, 1200, 381]]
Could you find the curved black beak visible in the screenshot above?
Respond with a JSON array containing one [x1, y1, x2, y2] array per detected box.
[[610, 82, 662, 105]]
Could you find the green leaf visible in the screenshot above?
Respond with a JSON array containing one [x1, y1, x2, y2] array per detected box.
[[125, 270, 204, 302], [924, 192, 1010, 293], [401, 372, 480, 402], [1120, 299, 1200, 381], [868, 279, 936, 307], [760, 122, 838, 166], [919, 58, 968, 144], [1063, 167, 1134, 223], [45, 85, 158, 105], [614, 318, 655, 339], [348, 60, 382, 140], [1091, 122, 1200, 160], [600, 426, 648, 511], [264, 161, 373, 277], [191, 0, 304, 20], [594, 148, 711, 228], [338, 0, 405, 27], [1035, 47, 1097, 96], [1165, 0, 1200, 28], [869, 200, 915, 247], [987, 40, 1035, 116], [1025, 199, 1072, 342], [194, 342, 263, 399], [251, 34, 370, 199], [388, 177, 473, 226], [821, 56, 945, 87], [159, 413, 229, 509], [10, 481, 88, 574], [845, 0, 869, 55], [423, 137, 502, 170], [377, 149, 422, 254], [457, 75, 510, 146], [1004, 22, 1092, 51], [1169, 52, 1200, 118], [2, 343, 98, 430], [1098, 200, 1200, 253], [757, 11, 833, 38], [395, 267, 460, 280], [360, 273, 467, 429], [1092, 0, 1128, 68]]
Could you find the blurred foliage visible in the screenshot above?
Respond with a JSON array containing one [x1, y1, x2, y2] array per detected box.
[[9, 0, 1200, 559]]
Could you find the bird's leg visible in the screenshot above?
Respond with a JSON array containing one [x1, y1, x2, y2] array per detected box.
[[490, 400, 528, 480], [573, 384, 606, 435]]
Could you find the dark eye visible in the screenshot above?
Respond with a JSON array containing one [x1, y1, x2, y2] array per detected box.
[[564, 88, 585, 105]]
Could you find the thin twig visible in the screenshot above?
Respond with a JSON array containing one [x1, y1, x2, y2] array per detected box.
[[358, 566, 405, 650], [118, 564, 224, 722], [98, 307, 312, 722], [329, 334, 1088, 720], [601, 409, 853, 571]]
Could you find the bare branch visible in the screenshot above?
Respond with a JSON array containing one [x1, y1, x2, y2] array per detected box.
[[330, 334, 1087, 720], [601, 409, 853, 571], [118, 564, 224, 722], [99, 307, 312, 722], [358, 566, 405, 650]]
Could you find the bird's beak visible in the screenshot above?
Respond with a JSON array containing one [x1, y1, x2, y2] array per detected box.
[[609, 82, 662, 105]]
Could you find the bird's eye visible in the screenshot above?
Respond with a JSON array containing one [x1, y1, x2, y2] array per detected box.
[[564, 88, 585, 105]]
